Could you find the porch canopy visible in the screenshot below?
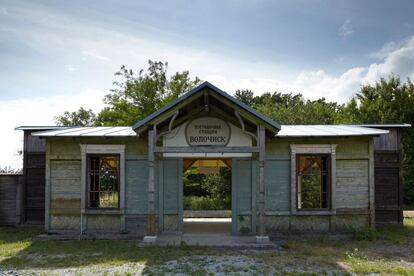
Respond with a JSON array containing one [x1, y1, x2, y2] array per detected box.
[[132, 81, 281, 143]]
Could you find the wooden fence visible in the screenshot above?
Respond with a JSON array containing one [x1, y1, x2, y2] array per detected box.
[[0, 174, 23, 225]]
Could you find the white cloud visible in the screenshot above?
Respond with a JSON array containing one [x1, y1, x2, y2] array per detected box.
[[339, 19, 353, 38], [2, 3, 414, 168], [0, 7, 8, 15], [65, 64, 76, 72], [363, 36, 414, 83], [0, 89, 105, 169], [81, 50, 110, 62], [369, 41, 398, 59]]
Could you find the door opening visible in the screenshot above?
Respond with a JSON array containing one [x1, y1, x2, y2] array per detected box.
[[182, 158, 232, 234]]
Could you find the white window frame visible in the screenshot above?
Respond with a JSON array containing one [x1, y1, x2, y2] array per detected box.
[[80, 144, 125, 214], [290, 144, 337, 215]]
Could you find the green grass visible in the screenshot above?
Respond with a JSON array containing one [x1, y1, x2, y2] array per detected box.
[[184, 196, 230, 210], [1, 218, 413, 274]]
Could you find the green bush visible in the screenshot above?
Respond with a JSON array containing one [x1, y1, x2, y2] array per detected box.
[[184, 196, 231, 210]]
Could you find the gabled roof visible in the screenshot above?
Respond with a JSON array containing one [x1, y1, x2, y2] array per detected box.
[[131, 81, 281, 133]]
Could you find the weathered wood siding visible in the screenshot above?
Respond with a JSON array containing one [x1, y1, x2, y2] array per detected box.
[[264, 137, 372, 234], [0, 175, 23, 225], [158, 158, 182, 233], [375, 151, 402, 225], [46, 137, 148, 234], [232, 158, 257, 234], [264, 158, 290, 212], [23, 130, 47, 224], [371, 127, 403, 226], [336, 160, 369, 209]]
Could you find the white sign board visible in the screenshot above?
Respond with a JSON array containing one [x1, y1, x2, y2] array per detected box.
[[185, 117, 230, 146], [163, 117, 252, 158]]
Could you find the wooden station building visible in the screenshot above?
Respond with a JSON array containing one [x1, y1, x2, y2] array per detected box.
[[12, 82, 410, 242]]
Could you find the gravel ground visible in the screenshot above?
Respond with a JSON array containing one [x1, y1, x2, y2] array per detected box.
[[8, 251, 347, 276]]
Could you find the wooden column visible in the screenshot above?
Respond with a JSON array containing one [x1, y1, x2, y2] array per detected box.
[[368, 139, 375, 228], [258, 125, 266, 236], [147, 129, 156, 235]]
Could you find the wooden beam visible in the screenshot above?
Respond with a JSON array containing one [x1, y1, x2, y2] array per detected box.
[[44, 141, 51, 232], [135, 92, 204, 134], [257, 125, 266, 236], [147, 129, 156, 235], [154, 146, 259, 153], [369, 138, 375, 228]]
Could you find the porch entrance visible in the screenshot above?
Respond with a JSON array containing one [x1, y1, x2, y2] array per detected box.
[[157, 157, 257, 235], [183, 158, 232, 235]]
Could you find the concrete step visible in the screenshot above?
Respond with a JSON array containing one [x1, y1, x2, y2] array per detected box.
[[139, 234, 278, 249]]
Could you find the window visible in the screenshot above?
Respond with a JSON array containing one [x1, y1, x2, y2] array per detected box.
[[297, 155, 330, 210], [80, 144, 125, 214], [290, 144, 337, 214], [87, 155, 120, 209]]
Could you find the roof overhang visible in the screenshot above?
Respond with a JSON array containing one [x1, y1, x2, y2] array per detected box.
[[131, 81, 281, 134], [276, 125, 389, 137]]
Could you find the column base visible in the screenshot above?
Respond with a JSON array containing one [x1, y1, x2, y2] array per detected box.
[[143, 235, 158, 244], [256, 235, 270, 244]]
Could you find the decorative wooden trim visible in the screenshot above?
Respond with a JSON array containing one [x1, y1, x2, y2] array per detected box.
[[154, 146, 259, 153], [155, 111, 179, 142], [290, 144, 337, 215], [234, 111, 258, 141]]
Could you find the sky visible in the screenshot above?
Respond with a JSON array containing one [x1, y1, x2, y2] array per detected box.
[[1, 0, 414, 169]]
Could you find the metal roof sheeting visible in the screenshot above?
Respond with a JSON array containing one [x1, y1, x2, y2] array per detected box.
[[30, 125, 388, 138], [15, 126, 69, 131], [355, 123, 411, 128], [32, 127, 136, 137], [276, 125, 388, 137]]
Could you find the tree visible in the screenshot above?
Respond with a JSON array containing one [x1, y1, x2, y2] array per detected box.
[[54, 107, 97, 126], [97, 60, 201, 126], [235, 89, 254, 105], [341, 75, 414, 206], [236, 91, 342, 124]]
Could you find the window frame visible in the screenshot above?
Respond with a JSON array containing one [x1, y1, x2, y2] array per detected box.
[[296, 154, 331, 211], [80, 144, 125, 215], [290, 144, 337, 215], [86, 154, 121, 210]]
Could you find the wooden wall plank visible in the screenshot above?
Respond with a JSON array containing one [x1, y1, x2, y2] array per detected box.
[[264, 159, 290, 212], [336, 160, 369, 209]]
